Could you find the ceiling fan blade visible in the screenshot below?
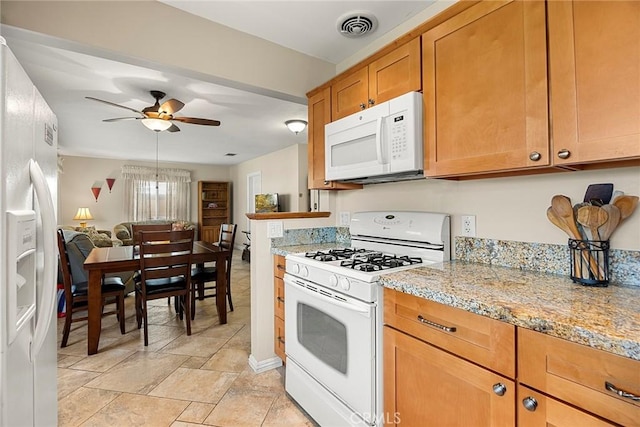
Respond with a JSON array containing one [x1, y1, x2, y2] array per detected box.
[[172, 117, 221, 126], [85, 96, 144, 115], [160, 99, 184, 115], [167, 124, 181, 133], [102, 117, 139, 122]]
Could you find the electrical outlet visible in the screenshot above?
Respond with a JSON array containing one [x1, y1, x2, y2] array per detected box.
[[267, 221, 283, 238], [461, 215, 476, 237], [339, 211, 351, 226]]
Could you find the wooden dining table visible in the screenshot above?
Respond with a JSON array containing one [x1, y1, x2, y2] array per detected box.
[[83, 240, 230, 355]]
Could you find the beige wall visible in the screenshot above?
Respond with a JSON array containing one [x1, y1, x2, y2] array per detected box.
[[1, 0, 335, 100], [58, 155, 230, 235], [333, 166, 640, 251], [230, 143, 308, 245]]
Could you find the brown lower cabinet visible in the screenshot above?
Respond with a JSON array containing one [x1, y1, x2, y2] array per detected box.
[[273, 255, 286, 362], [384, 325, 515, 425], [384, 288, 640, 426]]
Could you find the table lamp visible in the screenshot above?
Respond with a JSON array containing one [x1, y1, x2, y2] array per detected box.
[[73, 207, 93, 228]]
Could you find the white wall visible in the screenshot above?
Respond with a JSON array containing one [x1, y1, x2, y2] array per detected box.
[[58, 155, 230, 233], [333, 166, 640, 251]]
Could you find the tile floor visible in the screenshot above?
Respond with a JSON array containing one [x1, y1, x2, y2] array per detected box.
[[57, 251, 316, 426]]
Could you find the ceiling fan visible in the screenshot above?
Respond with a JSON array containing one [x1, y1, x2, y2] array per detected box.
[[86, 90, 221, 132]]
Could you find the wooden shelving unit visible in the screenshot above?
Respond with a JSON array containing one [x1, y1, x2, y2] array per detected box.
[[198, 181, 230, 243]]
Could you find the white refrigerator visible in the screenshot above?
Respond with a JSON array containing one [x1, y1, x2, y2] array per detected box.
[[0, 38, 58, 426]]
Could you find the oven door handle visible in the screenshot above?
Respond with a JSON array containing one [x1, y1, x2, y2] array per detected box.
[[286, 279, 372, 316]]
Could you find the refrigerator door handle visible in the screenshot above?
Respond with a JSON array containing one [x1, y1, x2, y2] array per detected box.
[[29, 159, 57, 362]]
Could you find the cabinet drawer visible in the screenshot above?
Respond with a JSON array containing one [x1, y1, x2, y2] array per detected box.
[[517, 384, 615, 426], [274, 315, 285, 362], [274, 276, 284, 320], [518, 328, 640, 426], [274, 255, 286, 279], [384, 288, 515, 378]]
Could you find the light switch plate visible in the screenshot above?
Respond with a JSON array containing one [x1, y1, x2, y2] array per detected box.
[[339, 211, 351, 226], [267, 221, 284, 238]]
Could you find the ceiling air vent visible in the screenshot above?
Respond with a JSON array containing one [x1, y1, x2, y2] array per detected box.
[[337, 12, 378, 38]]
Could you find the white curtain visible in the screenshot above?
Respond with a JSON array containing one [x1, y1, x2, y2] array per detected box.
[[122, 165, 191, 221]]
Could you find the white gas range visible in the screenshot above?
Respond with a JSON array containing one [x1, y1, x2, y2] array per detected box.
[[284, 211, 450, 426]]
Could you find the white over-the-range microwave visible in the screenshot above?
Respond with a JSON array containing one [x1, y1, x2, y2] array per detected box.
[[324, 91, 423, 184]]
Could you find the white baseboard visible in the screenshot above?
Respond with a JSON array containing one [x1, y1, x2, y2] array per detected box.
[[248, 354, 283, 373]]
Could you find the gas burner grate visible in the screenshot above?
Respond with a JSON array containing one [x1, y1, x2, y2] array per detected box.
[[305, 248, 370, 262], [340, 254, 423, 270]]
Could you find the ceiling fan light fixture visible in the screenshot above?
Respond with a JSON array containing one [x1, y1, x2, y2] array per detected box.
[[141, 118, 172, 132], [285, 119, 308, 134]]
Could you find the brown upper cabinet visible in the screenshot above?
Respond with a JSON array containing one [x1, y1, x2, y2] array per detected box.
[[422, 0, 549, 177], [422, 0, 640, 178], [331, 38, 421, 121], [548, 0, 640, 166], [307, 88, 362, 190]]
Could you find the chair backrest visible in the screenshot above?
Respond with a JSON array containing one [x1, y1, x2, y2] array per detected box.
[[218, 223, 237, 259], [132, 223, 172, 245], [57, 229, 75, 307], [138, 229, 195, 291]]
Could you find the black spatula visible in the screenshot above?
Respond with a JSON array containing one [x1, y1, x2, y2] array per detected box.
[[583, 183, 614, 206]]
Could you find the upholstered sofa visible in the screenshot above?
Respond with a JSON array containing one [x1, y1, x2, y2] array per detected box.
[[59, 230, 135, 294], [57, 225, 121, 247], [113, 220, 196, 246]]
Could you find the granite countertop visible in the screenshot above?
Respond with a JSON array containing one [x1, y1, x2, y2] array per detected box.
[[381, 261, 640, 361], [272, 244, 639, 361]]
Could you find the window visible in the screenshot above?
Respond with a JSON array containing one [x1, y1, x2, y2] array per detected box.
[[122, 165, 191, 222]]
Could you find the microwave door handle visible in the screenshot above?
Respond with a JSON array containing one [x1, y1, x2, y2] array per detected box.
[[375, 117, 385, 164]]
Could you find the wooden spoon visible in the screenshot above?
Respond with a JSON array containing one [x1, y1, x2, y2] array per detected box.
[[547, 206, 575, 237], [612, 195, 639, 222], [550, 195, 582, 239], [599, 204, 621, 241], [576, 205, 608, 241]]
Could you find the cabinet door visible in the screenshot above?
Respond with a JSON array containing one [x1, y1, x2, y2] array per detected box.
[[384, 326, 515, 426], [423, 0, 549, 177], [368, 38, 421, 106], [518, 385, 615, 427], [274, 276, 284, 320], [331, 66, 368, 120], [274, 315, 285, 362], [548, 1, 640, 165], [307, 88, 362, 190]]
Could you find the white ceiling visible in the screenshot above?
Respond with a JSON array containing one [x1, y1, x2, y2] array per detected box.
[[3, 1, 435, 166]]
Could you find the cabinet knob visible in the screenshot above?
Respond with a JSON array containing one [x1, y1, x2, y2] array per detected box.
[[557, 149, 571, 159], [360, 103, 366, 110], [492, 383, 507, 396], [368, 98, 375, 106], [529, 151, 541, 161], [522, 397, 538, 412]]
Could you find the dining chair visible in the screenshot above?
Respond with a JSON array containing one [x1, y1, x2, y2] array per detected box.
[[57, 229, 126, 348], [135, 229, 194, 346], [190, 223, 237, 319], [130, 223, 173, 304]]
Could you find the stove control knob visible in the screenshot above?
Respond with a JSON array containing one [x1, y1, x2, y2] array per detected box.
[[301, 266, 309, 278], [291, 264, 300, 275], [329, 275, 338, 287], [340, 277, 351, 291]]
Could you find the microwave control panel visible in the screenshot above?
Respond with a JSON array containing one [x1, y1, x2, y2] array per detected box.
[[389, 114, 408, 159]]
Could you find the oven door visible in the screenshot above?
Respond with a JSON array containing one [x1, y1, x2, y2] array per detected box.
[[284, 274, 376, 419]]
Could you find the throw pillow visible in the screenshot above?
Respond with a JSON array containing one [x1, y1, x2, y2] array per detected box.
[[172, 222, 185, 231]]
